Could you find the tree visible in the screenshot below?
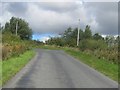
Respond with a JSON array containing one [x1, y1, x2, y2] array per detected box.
[[62, 27, 76, 47], [9, 17, 17, 34], [93, 33, 103, 40], [5, 17, 32, 40], [84, 25, 92, 39], [62, 27, 72, 39], [5, 22, 10, 30]]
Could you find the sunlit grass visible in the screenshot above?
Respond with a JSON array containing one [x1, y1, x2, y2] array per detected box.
[[2, 50, 35, 85]]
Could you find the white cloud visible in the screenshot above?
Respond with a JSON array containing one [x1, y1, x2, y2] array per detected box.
[[40, 36, 50, 43]]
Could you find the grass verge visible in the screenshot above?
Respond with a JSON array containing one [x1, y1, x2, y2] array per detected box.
[[2, 50, 35, 85], [64, 48, 118, 82], [39, 45, 118, 82]]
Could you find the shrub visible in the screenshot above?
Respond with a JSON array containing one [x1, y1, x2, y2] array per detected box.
[[79, 39, 107, 51]]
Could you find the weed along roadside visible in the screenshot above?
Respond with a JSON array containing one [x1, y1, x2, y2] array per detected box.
[[2, 50, 35, 86]]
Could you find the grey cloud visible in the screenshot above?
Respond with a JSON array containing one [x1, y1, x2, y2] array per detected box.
[[84, 2, 118, 35], [0, 3, 2, 16], [36, 2, 79, 13], [96, 11, 118, 35], [1, 2, 118, 35], [6, 2, 28, 16]]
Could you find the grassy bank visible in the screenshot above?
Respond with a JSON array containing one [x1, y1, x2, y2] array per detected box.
[[2, 50, 35, 85], [39, 45, 118, 82]]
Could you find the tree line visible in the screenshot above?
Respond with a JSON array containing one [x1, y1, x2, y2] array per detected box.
[[46, 25, 119, 50]]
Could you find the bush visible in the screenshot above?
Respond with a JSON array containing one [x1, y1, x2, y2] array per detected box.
[[79, 39, 107, 51], [79, 39, 118, 64], [2, 32, 33, 60]]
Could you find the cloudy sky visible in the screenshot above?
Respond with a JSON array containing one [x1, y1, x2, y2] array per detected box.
[[0, 0, 118, 42]]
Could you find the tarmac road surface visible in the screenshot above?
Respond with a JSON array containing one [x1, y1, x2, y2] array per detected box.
[[4, 49, 118, 88]]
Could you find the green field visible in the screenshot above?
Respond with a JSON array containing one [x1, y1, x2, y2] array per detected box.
[[2, 50, 35, 85]]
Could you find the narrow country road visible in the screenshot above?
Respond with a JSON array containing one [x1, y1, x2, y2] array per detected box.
[[4, 49, 118, 88]]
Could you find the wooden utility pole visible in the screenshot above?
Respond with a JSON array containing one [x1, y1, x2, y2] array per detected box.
[[16, 21, 18, 36], [77, 19, 80, 46]]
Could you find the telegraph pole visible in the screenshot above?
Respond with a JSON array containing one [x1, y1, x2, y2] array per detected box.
[[16, 21, 18, 36], [77, 19, 80, 46], [0, 23, 1, 30]]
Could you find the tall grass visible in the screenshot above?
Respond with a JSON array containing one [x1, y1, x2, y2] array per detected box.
[[2, 32, 34, 60]]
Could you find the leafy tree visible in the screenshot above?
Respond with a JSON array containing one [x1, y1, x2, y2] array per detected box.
[[4, 17, 32, 40], [93, 33, 103, 40], [9, 17, 17, 34], [62, 27, 76, 47], [5, 22, 10, 31], [84, 25, 92, 39], [62, 27, 72, 40]]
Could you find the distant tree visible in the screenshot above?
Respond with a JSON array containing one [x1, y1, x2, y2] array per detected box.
[[62, 27, 72, 39], [93, 33, 103, 40], [84, 25, 92, 39], [62, 27, 75, 47]]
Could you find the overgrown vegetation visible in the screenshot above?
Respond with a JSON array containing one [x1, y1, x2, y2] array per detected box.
[[0, 17, 42, 86], [1, 17, 43, 60]]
